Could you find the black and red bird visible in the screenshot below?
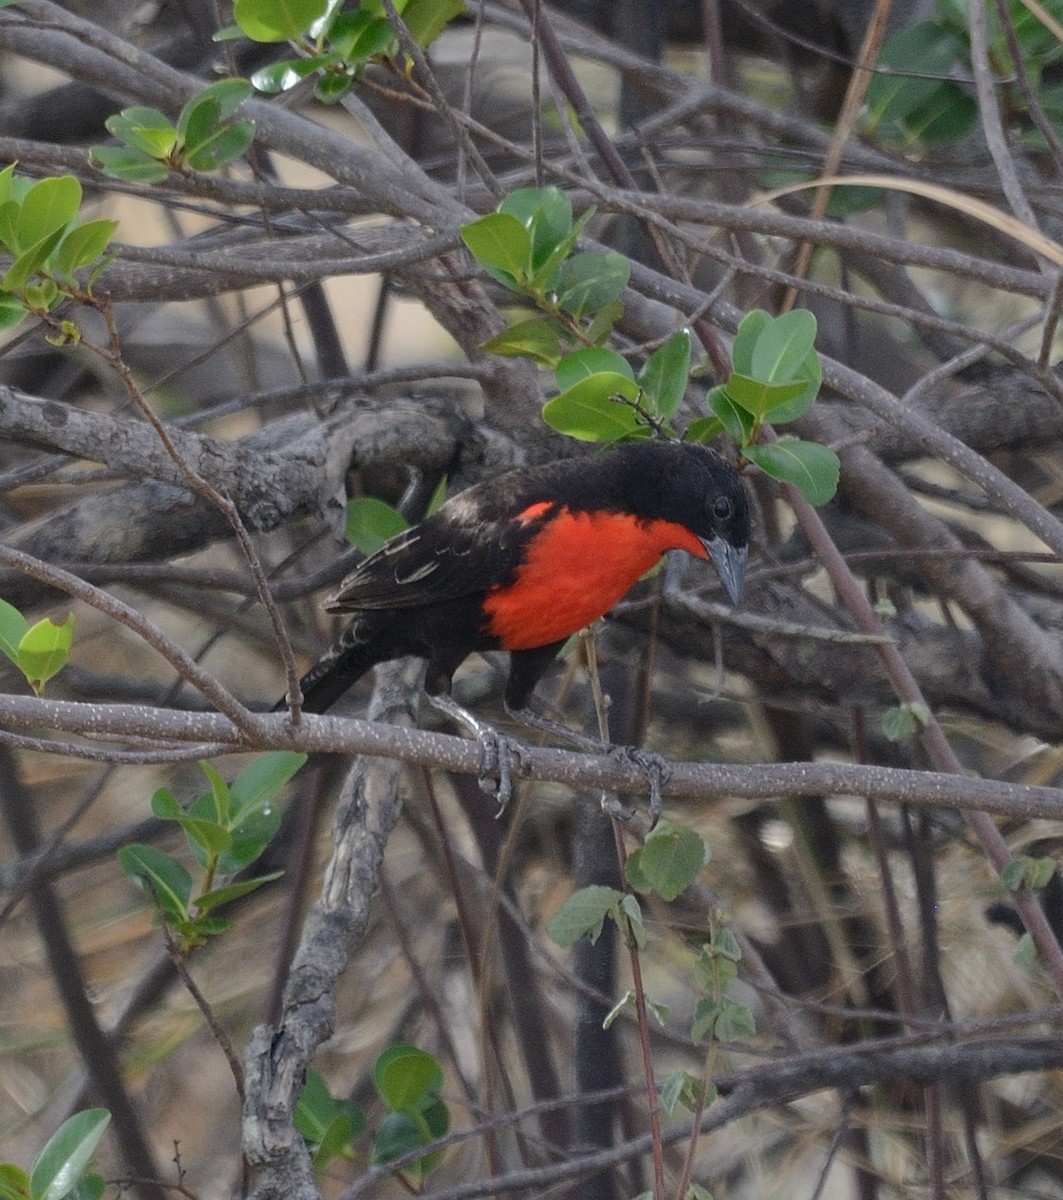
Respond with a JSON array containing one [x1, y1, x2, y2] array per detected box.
[[293, 440, 749, 719]]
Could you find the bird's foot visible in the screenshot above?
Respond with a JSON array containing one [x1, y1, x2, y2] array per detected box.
[[608, 745, 669, 827], [427, 692, 526, 811], [505, 703, 667, 824]]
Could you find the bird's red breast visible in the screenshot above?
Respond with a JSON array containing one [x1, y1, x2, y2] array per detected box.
[[481, 504, 707, 649]]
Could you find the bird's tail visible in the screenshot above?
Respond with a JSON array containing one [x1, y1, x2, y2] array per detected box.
[[275, 614, 396, 714]]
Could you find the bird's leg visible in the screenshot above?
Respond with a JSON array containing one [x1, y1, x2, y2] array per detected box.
[[504, 702, 668, 825], [426, 692, 526, 811]]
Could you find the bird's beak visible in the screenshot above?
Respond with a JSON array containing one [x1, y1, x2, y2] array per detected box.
[[702, 536, 747, 607]]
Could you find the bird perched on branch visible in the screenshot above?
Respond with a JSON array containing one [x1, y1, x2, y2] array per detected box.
[[287, 439, 749, 800]]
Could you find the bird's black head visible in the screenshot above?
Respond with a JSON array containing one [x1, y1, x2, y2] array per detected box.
[[609, 441, 750, 605]]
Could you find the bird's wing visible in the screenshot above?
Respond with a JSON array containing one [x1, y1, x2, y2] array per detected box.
[[325, 499, 543, 614]]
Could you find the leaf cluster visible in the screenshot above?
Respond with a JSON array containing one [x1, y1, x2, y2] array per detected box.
[[0, 166, 117, 330], [0, 597, 74, 696], [548, 821, 755, 1111], [296, 1046, 449, 1182], [462, 189, 840, 505], [866, 0, 1063, 153], [116, 752, 305, 950], [90, 80, 255, 183], [222, 0, 465, 104]]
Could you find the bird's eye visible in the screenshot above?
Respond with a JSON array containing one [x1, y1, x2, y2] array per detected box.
[[712, 496, 734, 522]]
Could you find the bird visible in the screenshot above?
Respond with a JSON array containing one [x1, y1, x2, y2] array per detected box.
[[287, 439, 749, 799]]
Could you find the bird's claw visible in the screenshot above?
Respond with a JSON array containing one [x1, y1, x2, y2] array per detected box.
[[426, 692, 525, 812], [475, 729, 527, 813], [608, 745, 669, 826]]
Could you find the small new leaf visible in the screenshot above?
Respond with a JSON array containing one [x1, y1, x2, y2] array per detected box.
[[881, 700, 931, 743], [17, 613, 74, 694]]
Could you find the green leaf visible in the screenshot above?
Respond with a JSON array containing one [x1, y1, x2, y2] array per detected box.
[[903, 83, 977, 145], [602, 989, 635, 1030], [0, 162, 18, 206], [346, 495, 408, 553], [310, 1111, 356, 1166], [0, 1163, 30, 1200], [731, 309, 771, 376], [18, 176, 81, 249], [177, 79, 253, 134], [195, 871, 284, 913], [0, 199, 21, 252], [3, 227, 66, 292], [52, 220, 119, 279], [117, 844, 192, 925], [661, 1069, 702, 1115], [555, 346, 633, 390], [89, 146, 171, 184], [625, 820, 707, 901], [1014, 932, 1038, 967], [374, 1044, 442, 1111], [713, 999, 756, 1042], [620, 892, 646, 948], [529, 207, 594, 291], [1002, 856, 1031, 891], [230, 750, 307, 816], [313, 73, 356, 103], [104, 108, 177, 159], [29, 1109, 110, 1200], [481, 318, 566, 365], [683, 415, 727, 444], [370, 1111, 423, 1166], [706, 385, 755, 443], [17, 612, 74, 692], [328, 11, 395, 59], [183, 118, 255, 171], [638, 329, 691, 419], [880, 700, 931, 743], [1002, 855, 1056, 892], [542, 372, 642, 441], [400, 0, 466, 50], [150, 787, 232, 856], [546, 884, 622, 946], [0, 597, 29, 665], [215, 802, 281, 874], [295, 1071, 367, 1157], [584, 297, 623, 345], [0, 290, 27, 329], [252, 56, 333, 93], [551, 250, 630, 317], [500, 186, 572, 268], [714, 927, 741, 961], [866, 22, 965, 129], [21, 279, 59, 313], [233, 0, 330, 41], [198, 760, 232, 825], [460, 212, 531, 282], [725, 375, 810, 420], [691, 996, 721, 1042], [749, 308, 817, 383], [742, 437, 839, 506]]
